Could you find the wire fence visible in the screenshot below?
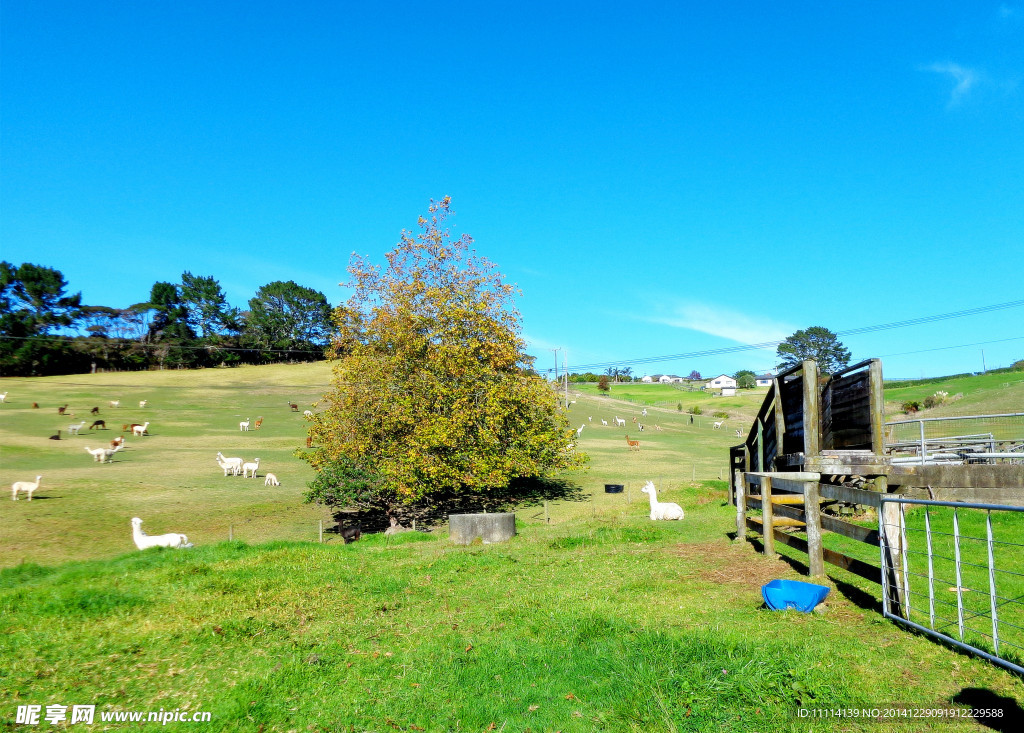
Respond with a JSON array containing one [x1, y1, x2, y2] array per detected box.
[[883, 413, 1024, 465], [880, 497, 1024, 675]]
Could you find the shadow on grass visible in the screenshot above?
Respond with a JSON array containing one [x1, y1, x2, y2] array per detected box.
[[329, 476, 590, 535], [744, 535, 884, 614], [952, 688, 1024, 731]]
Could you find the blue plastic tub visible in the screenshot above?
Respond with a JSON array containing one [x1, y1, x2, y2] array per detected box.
[[761, 579, 830, 613]]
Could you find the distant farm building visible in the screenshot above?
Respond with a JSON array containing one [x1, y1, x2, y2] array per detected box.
[[642, 374, 685, 383], [706, 374, 737, 390]]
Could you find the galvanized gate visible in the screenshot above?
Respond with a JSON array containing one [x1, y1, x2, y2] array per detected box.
[[879, 496, 1024, 675]]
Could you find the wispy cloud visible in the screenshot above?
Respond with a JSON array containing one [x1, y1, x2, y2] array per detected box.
[[642, 301, 793, 347], [522, 331, 563, 353], [921, 62, 981, 107]]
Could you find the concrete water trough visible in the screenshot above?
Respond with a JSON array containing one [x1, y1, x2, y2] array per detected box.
[[448, 512, 516, 545]]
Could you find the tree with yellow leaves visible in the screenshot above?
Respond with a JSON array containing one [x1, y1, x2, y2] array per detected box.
[[302, 198, 584, 527]]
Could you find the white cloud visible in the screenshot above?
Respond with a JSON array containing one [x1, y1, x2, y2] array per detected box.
[[922, 62, 981, 106], [522, 331, 563, 353], [642, 301, 793, 346]]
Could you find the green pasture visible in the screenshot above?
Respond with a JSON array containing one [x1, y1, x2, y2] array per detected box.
[[1, 366, 747, 568], [3, 365, 1024, 730], [0, 363, 332, 566], [572, 382, 767, 423], [884, 370, 1024, 418]]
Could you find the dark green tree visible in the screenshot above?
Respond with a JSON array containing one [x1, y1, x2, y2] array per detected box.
[[180, 272, 239, 339], [734, 369, 756, 389], [0, 262, 83, 375], [146, 281, 194, 342], [776, 326, 851, 375], [244, 280, 332, 359], [0, 261, 82, 336]]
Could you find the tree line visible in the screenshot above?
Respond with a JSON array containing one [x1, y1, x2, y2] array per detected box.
[[0, 261, 334, 376]]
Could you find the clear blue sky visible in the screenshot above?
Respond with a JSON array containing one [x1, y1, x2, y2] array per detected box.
[[3, 1, 1022, 379]]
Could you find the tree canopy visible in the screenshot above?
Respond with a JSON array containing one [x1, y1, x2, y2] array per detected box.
[[302, 198, 582, 524], [245, 280, 333, 358], [776, 326, 851, 374]]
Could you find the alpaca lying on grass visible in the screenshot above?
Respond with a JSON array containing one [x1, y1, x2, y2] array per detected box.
[[131, 517, 193, 550], [640, 480, 684, 520]]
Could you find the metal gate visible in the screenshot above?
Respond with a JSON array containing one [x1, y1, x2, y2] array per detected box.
[[879, 496, 1024, 675]]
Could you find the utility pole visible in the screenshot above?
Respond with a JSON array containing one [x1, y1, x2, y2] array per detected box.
[[550, 347, 561, 383], [982, 349, 987, 373]]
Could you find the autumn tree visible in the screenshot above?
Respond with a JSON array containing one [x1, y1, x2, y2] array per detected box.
[[776, 326, 851, 375], [303, 198, 583, 525]]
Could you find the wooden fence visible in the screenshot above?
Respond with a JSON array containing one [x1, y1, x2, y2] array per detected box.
[[734, 469, 906, 612]]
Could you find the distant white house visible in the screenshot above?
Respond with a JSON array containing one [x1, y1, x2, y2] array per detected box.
[[706, 374, 737, 390], [721, 385, 737, 397], [755, 374, 774, 387], [659, 374, 684, 384]]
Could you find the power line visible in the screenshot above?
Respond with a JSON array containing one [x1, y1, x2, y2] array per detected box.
[[556, 299, 1024, 373]]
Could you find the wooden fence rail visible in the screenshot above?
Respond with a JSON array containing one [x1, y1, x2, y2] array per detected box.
[[734, 470, 908, 613]]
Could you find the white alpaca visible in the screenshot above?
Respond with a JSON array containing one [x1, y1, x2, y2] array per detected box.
[[614, 417, 626, 427], [640, 481, 684, 521], [713, 420, 725, 430], [242, 457, 260, 478], [68, 420, 87, 435], [588, 416, 593, 423], [12, 475, 42, 501], [216, 451, 243, 476], [85, 445, 122, 463], [132, 421, 150, 437], [139, 400, 147, 408], [0, 391, 8, 403], [641, 408, 648, 417], [264, 472, 280, 486], [303, 410, 313, 418], [131, 517, 192, 550], [601, 419, 608, 426], [109, 400, 120, 408], [239, 417, 251, 431], [576, 424, 585, 439]]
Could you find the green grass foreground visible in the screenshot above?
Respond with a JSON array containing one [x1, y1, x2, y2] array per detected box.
[[3, 488, 1024, 732], [3, 364, 1024, 730]]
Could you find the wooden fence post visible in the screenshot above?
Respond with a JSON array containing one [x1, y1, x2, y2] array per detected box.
[[734, 469, 746, 541], [760, 476, 774, 556], [877, 477, 907, 618], [804, 480, 824, 577]]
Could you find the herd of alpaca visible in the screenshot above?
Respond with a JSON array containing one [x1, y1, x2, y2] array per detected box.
[[11, 396, 308, 549]]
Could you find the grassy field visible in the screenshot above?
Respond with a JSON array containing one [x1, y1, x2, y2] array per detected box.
[[884, 369, 1024, 418], [0, 366, 747, 568], [2, 365, 1024, 731]]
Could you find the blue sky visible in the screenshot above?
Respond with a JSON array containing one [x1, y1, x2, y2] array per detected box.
[[2, 1, 1022, 379]]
